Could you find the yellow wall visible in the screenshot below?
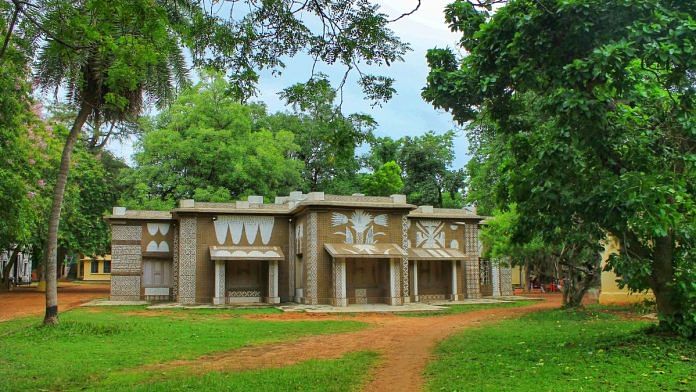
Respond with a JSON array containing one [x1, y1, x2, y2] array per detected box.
[[599, 236, 652, 304], [81, 257, 111, 281]]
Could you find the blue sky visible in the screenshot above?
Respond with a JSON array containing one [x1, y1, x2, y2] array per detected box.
[[107, 1, 469, 168]]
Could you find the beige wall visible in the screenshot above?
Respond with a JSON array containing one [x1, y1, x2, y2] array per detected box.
[[599, 236, 653, 304]]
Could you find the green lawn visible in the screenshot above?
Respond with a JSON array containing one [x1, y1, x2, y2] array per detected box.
[[0, 306, 366, 391], [425, 308, 695, 391], [93, 351, 378, 391], [399, 300, 537, 317]]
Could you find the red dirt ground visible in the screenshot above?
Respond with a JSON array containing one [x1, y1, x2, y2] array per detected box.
[[138, 297, 561, 391], [0, 281, 109, 322]]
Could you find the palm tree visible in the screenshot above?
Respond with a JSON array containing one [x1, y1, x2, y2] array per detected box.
[[34, 0, 188, 324]]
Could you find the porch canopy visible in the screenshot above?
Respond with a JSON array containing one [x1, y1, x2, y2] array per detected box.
[[408, 248, 466, 260], [324, 243, 406, 259], [209, 245, 285, 261]]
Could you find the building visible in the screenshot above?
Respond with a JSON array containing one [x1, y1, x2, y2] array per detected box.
[[77, 255, 112, 281], [0, 247, 32, 285], [106, 192, 513, 305]]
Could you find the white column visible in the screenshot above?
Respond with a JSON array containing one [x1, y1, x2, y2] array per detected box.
[[412, 260, 419, 302], [213, 260, 225, 305], [334, 258, 347, 307], [451, 260, 459, 301], [267, 260, 280, 304], [389, 259, 401, 305]]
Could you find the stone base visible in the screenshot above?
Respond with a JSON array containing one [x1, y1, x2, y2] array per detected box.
[[213, 296, 225, 305], [450, 294, 460, 301], [266, 296, 281, 304], [333, 297, 348, 307]]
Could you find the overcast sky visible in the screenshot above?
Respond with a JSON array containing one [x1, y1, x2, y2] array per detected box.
[[107, 1, 468, 168]]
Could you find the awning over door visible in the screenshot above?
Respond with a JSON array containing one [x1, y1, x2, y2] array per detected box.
[[408, 248, 466, 260], [209, 246, 285, 261], [324, 243, 407, 259]]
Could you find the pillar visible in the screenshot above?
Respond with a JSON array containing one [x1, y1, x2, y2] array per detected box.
[[213, 260, 225, 305], [412, 260, 419, 302], [178, 217, 197, 304], [491, 263, 501, 297], [388, 259, 402, 305], [305, 212, 318, 305], [267, 259, 280, 304], [451, 260, 459, 301], [333, 258, 347, 307]]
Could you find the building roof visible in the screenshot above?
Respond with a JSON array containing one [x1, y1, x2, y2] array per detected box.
[[108, 193, 485, 222], [408, 248, 467, 260], [324, 243, 407, 258], [209, 246, 285, 261]]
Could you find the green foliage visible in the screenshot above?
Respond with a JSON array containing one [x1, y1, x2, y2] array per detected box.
[[120, 73, 304, 206], [0, 306, 366, 391], [426, 308, 696, 391], [361, 161, 403, 196], [425, 0, 696, 335], [365, 131, 466, 207], [275, 75, 375, 193]]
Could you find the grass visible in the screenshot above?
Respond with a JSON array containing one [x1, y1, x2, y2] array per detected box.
[[0, 306, 366, 391], [425, 307, 695, 391], [93, 351, 379, 391], [399, 300, 537, 317]]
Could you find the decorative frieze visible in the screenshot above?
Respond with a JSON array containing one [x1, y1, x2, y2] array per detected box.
[[401, 215, 410, 301]]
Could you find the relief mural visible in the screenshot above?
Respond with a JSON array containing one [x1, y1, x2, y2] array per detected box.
[[214, 216, 274, 245], [145, 223, 171, 253], [415, 220, 445, 248], [331, 210, 389, 244]]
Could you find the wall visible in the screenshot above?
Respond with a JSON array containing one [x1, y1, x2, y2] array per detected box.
[[599, 236, 653, 304]]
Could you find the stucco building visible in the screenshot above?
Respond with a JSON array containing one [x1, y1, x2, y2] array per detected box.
[[106, 192, 513, 305]]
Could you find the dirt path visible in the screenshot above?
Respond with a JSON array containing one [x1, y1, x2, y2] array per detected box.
[[0, 282, 109, 322], [142, 297, 560, 391]]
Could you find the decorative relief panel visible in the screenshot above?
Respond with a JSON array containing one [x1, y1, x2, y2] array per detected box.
[[401, 215, 409, 298], [214, 216, 274, 245], [112, 225, 142, 241], [330, 210, 388, 244], [178, 217, 197, 303], [111, 244, 141, 273], [110, 275, 141, 300], [306, 212, 318, 304], [295, 222, 304, 253], [500, 266, 513, 296], [415, 220, 445, 248]]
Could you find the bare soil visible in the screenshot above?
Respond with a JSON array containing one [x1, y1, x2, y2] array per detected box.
[[140, 297, 561, 391], [0, 281, 109, 322]]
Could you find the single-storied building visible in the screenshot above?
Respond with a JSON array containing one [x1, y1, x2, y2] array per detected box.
[[106, 192, 512, 305]]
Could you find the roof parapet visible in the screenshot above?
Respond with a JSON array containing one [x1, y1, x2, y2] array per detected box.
[[113, 207, 126, 216], [180, 199, 195, 208], [390, 194, 407, 204], [248, 195, 263, 204]]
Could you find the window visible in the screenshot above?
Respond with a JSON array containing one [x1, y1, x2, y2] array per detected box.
[[103, 261, 111, 274], [91, 261, 99, 273]]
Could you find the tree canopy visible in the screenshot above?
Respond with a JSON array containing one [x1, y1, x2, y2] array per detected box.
[[424, 0, 696, 336]]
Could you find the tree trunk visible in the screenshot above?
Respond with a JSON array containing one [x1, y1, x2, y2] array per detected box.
[[1, 248, 20, 292], [43, 103, 91, 326], [650, 234, 678, 328]]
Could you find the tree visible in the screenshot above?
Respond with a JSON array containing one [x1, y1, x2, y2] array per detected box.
[[399, 131, 465, 207], [120, 73, 304, 206], [424, 0, 696, 336], [275, 75, 376, 193], [361, 161, 404, 196]]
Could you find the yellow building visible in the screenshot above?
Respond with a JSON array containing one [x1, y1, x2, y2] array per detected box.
[[599, 236, 653, 304], [78, 255, 112, 281]]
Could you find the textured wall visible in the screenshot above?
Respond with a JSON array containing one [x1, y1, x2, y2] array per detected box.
[[178, 217, 197, 304], [110, 225, 142, 301]]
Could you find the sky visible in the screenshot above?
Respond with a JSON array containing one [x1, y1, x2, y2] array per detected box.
[[107, 1, 469, 168]]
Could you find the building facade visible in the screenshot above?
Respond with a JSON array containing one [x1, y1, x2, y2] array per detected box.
[[78, 255, 112, 281], [106, 193, 512, 305]]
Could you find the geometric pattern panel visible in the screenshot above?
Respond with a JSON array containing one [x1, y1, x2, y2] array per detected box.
[[464, 258, 482, 299], [110, 275, 141, 300], [111, 244, 141, 273], [178, 217, 197, 303], [499, 266, 513, 296], [401, 215, 409, 298], [306, 212, 318, 304], [112, 225, 142, 241]]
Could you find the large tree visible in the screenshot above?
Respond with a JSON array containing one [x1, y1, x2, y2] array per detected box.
[[120, 73, 304, 206], [424, 0, 696, 336]]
